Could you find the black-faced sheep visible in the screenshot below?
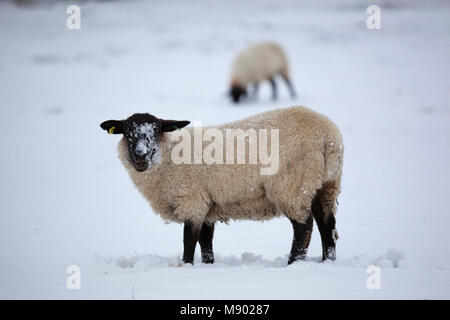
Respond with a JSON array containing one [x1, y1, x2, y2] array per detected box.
[[229, 42, 297, 103], [100, 106, 343, 265]]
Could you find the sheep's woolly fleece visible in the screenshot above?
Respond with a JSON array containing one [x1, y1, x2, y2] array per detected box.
[[231, 42, 291, 86], [118, 106, 343, 227]]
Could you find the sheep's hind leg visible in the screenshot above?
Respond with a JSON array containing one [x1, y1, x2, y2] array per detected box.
[[269, 77, 278, 100], [199, 222, 215, 264], [183, 221, 202, 264], [280, 73, 297, 98], [288, 214, 313, 264], [311, 187, 338, 261]]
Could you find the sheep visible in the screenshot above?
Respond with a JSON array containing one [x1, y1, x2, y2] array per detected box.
[[229, 42, 297, 103], [100, 106, 343, 265]]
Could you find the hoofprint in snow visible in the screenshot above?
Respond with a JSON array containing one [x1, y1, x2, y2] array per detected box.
[[0, 0, 449, 299]]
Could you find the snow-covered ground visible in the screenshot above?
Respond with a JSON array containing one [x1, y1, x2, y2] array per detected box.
[[0, 0, 449, 299]]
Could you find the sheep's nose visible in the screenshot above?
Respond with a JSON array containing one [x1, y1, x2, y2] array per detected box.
[[134, 160, 148, 172], [132, 152, 145, 162]]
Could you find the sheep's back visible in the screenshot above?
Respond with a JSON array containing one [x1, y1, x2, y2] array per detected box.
[[165, 106, 343, 222], [231, 42, 288, 85]]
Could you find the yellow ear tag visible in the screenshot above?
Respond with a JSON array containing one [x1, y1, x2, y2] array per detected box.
[[108, 126, 115, 135]]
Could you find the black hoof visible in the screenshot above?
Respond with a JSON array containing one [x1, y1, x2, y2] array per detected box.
[[322, 248, 336, 261]]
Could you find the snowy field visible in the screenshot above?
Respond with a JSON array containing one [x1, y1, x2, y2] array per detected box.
[[0, 0, 449, 299]]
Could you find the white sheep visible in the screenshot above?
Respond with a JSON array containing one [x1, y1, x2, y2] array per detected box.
[[229, 42, 297, 103], [100, 106, 343, 265]]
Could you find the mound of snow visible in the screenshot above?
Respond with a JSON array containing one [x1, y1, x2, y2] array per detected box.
[[95, 249, 407, 272]]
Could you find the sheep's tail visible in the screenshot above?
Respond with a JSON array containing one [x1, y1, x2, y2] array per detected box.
[[316, 177, 341, 218]]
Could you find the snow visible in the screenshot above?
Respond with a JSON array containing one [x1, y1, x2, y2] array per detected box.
[[133, 123, 157, 157], [0, 0, 450, 299]]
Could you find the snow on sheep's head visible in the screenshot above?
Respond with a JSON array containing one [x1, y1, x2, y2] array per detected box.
[[101, 113, 190, 172]]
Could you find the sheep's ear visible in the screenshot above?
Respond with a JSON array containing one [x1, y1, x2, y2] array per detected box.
[[160, 119, 190, 132], [100, 120, 124, 135]]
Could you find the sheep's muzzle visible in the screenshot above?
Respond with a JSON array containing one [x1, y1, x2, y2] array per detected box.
[[134, 160, 148, 172]]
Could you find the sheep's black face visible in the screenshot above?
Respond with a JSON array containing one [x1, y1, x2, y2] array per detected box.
[[230, 85, 247, 103], [101, 114, 190, 172], [122, 114, 162, 172]]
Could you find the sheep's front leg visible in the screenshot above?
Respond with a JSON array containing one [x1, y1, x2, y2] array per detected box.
[[288, 215, 313, 264], [183, 221, 202, 264], [199, 223, 215, 264]]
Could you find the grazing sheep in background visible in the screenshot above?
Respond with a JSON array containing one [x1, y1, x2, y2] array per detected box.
[[229, 42, 297, 103], [100, 106, 343, 265]]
